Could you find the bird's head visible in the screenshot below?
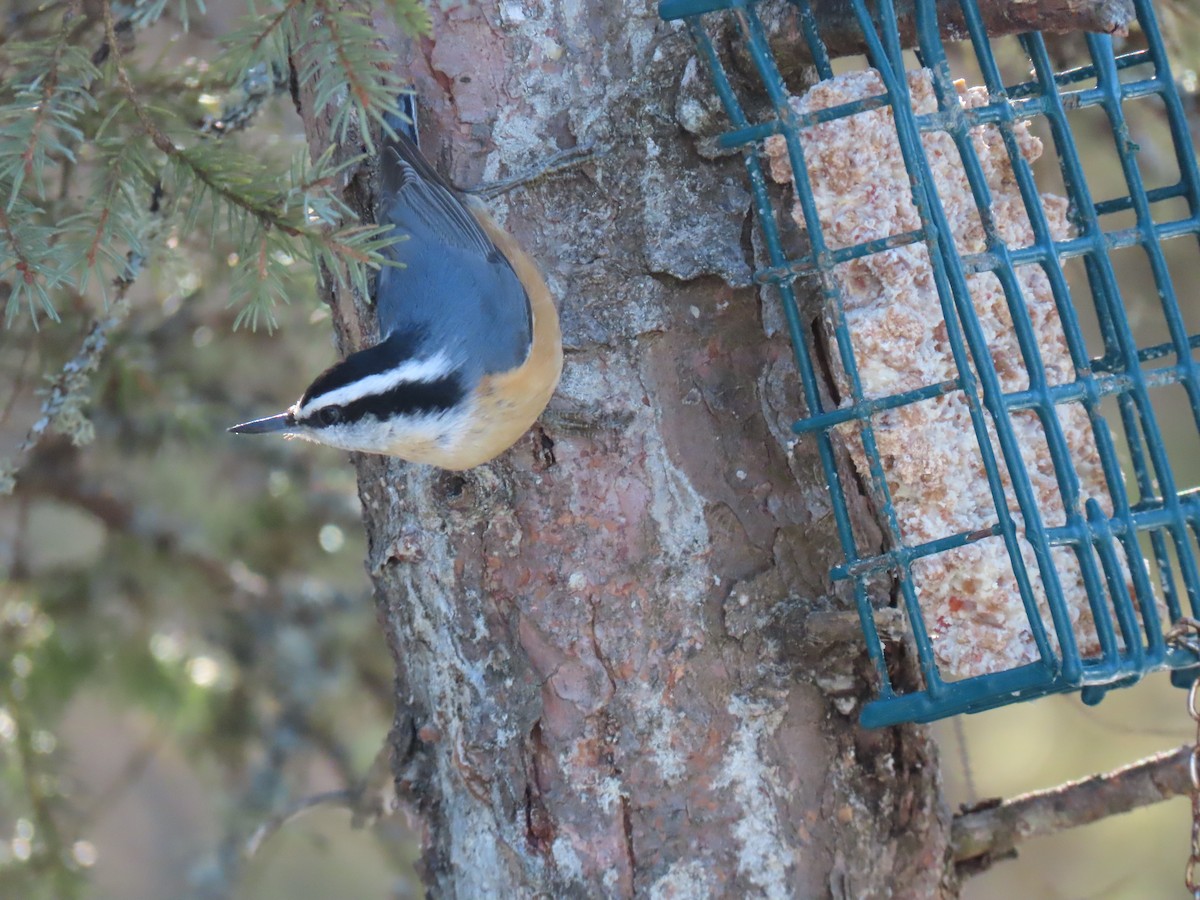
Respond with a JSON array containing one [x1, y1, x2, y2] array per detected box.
[[229, 336, 467, 455]]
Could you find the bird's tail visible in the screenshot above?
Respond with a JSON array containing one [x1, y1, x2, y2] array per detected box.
[[379, 91, 459, 200], [383, 92, 420, 149]]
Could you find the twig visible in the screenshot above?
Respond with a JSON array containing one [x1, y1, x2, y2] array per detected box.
[[243, 789, 357, 858], [814, 0, 1137, 46], [951, 716, 978, 804], [952, 745, 1191, 873], [243, 737, 399, 857], [467, 144, 599, 201], [796, 0, 1133, 56]]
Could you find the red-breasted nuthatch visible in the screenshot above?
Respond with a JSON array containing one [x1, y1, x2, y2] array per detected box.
[[229, 97, 562, 470]]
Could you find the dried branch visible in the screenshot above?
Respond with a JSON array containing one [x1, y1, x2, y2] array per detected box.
[[952, 745, 1191, 873], [243, 789, 358, 858], [244, 738, 397, 856], [754, 0, 1136, 81], [809, 0, 1136, 53]]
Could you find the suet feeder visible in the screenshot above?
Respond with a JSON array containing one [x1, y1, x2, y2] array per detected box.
[[660, 0, 1200, 727]]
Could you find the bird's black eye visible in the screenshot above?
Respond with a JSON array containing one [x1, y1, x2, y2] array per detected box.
[[318, 407, 343, 426]]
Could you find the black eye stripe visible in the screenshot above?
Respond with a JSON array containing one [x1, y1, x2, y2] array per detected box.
[[302, 375, 465, 428], [300, 331, 423, 407]]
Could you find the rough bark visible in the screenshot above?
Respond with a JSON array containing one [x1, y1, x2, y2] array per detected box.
[[296, 3, 952, 897]]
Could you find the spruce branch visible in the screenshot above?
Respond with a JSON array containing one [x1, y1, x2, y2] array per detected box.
[[2, 30, 101, 200], [384, 0, 433, 38], [249, 0, 305, 55], [103, 1, 305, 239], [5, 0, 423, 334], [84, 208, 111, 271], [102, 5, 395, 244], [55, 141, 159, 301], [289, 0, 411, 152], [99, 0, 408, 329], [0, 10, 101, 323], [18, 0, 88, 197], [0, 196, 63, 323], [0, 203, 36, 291], [316, 0, 375, 111], [22, 24, 68, 185]]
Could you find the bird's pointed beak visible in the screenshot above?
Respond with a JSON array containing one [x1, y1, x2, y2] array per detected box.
[[228, 411, 296, 435]]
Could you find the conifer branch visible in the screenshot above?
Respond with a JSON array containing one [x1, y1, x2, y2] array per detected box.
[[102, 0, 307, 239], [5, 0, 422, 332], [85, 207, 111, 269], [314, 0, 374, 110], [251, 0, 305, 54], [0, 203, 36, 288], [22, 0, 85, 185]]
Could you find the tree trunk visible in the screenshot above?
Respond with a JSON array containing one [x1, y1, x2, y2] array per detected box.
[[297, 3, 954, 896]]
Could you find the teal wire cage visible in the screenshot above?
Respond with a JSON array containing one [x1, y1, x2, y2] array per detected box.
[[660, 0, 1200, 727]]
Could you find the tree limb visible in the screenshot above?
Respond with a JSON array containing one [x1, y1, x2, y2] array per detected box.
[[952, 745, 1192, 873]]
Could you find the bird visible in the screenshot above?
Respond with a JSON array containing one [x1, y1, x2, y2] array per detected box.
[[228, 95, 563, 470]]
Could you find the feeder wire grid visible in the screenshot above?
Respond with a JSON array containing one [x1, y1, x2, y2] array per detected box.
[[659, 0, 1200, 727]]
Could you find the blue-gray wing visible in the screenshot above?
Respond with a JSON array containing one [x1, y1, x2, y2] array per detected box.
[[375, 137, 532, 380]]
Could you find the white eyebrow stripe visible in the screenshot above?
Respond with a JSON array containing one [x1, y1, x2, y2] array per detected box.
[[298, 352, 455, 416]]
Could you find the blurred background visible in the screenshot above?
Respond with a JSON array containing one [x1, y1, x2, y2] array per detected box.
[[0, 179, 417, 897], [1, 1, 1198, 898], [0, 0, 417, 894]]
